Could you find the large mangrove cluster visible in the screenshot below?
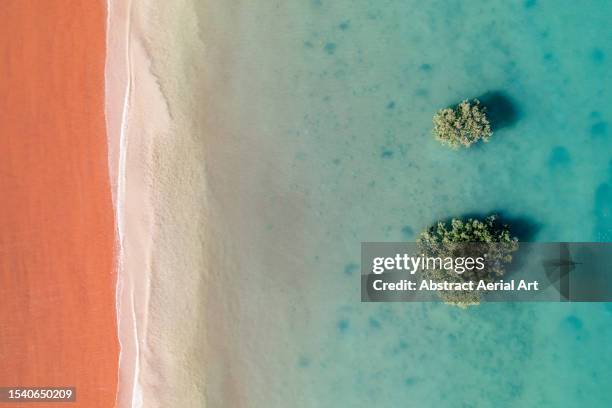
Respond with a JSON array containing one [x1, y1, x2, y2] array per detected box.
[[417, 215, 518, 307]]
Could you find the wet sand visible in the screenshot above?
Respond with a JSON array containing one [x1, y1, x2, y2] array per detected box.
[[109, 1, 211, 406], [0, 1, 118, 407]]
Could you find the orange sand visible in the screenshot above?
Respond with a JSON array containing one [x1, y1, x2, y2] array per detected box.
[[0, 1, 118, 407]]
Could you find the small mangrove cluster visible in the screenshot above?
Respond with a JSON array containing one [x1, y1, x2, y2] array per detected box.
[[432, 99, 492, 148], [417, 215, 518, 307]]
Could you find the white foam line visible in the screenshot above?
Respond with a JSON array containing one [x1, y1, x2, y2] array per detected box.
[[106, 0, 142, 407]]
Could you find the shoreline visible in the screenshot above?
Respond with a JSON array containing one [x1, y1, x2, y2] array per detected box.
[[106, 1, 206, 406], [105, 0, 135, 406], [106, 0, 158, 406]]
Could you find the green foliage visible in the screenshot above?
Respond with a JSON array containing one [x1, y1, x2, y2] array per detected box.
[[432, 99, 492, 148], [417, 215, 518, 307]]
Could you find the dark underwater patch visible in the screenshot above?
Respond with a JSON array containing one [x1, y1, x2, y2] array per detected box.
[[324, 42, 337, 55], [297, 355, 311, 368], [381, 149, 394, 159], [344, 263, 359, 276], [339, 20, 350, 30], [563, 315, 583, 330], [401, 225, 414, 238], [404, 377, 417, 386], [594, 180, 612, 241], [524, 0, 537, 9], [477, 91, 521, 130], [591, 48, 605, 64], [548, 146, 571, 168], [591, 121, 608, 137]]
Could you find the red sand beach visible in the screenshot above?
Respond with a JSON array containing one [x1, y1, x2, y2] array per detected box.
[[0, 1, 118, 407]]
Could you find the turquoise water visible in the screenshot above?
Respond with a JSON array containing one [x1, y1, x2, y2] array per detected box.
[[202, 0, 612, 406]]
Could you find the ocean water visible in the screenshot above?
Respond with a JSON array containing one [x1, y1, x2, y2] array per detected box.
[[190, 0, 612, 406]]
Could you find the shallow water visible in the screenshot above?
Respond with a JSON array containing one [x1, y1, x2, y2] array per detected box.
[[197, 0, 612, 406]]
